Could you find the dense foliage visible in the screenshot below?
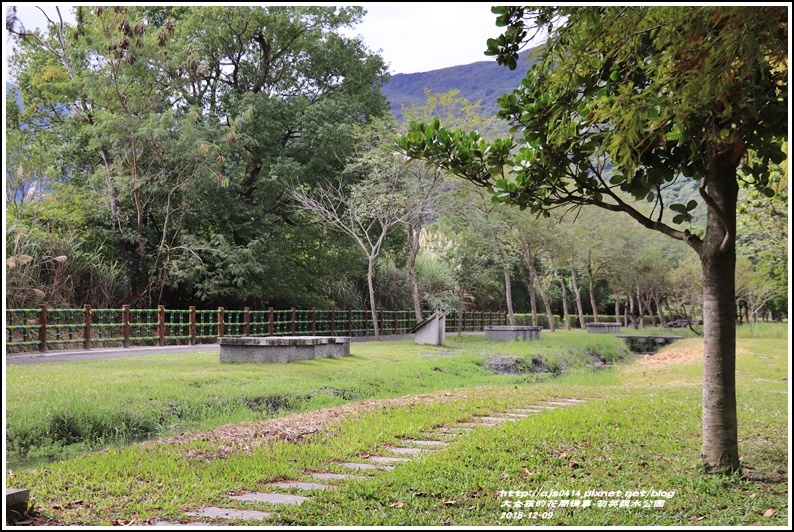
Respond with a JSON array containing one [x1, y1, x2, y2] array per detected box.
[[5, 6, 786, 340]]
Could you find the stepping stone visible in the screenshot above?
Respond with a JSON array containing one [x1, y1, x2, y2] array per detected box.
[[186, 507, 271, 521], [434, 426, 473, 432], [230, 492, 309, 505], [512, 408, 543, 414], [403, 439, 448, 447], [368, 456, 411, 463], [310, 472, 365, 482], [152, 521, 216, 527], [500, 413, 529, 418], [562, 398, 585, 403], [476, 416, 517, 422], [456, 422, 497, 428], [386, 447, 426, 455], [341, 462, 393, 471], [266, 481, 332, 491], [545, 401, 574, 406]]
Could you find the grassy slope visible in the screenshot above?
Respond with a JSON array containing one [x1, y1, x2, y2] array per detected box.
[[4, 327, 789, 526]]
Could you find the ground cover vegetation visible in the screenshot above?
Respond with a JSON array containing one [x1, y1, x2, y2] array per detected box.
[[5, 6, 786, 333], [6, 332, 631, 469], [4, 324, 787, 526], [397, 5, 787, 473]]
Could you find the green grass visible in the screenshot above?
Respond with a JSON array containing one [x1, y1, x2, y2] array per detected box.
[[4, 325, 788, 526], [5, 332, 627, 468]]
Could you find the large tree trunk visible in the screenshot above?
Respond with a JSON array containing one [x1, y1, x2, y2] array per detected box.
[[496, 237, 516, 325], [530, 263, 555, 332], [407, 220, 423, 322], [698, 148, 739, 474], [570, 257, 586, 329], [556, 270, 571, 330], [520, 252, 539, 326], [614, 289, 621, 324], [367, 257, 380, 341]]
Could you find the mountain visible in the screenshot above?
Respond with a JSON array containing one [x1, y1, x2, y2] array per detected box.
[[381, 48, 540, 123]]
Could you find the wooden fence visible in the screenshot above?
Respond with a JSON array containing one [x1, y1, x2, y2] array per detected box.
[[5, 306, 508, 353]]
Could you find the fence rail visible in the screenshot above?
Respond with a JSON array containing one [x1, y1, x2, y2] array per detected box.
[[5, 306, 507, 353]]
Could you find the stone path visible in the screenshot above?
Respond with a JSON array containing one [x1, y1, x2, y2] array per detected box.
[[154, 398, 585, 525]]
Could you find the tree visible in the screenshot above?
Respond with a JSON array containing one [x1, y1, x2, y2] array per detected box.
[[397, 6, 787, 474], [399, 90, 490, 321], [7, 6, 390, 309], [291, 118, 413, 340]]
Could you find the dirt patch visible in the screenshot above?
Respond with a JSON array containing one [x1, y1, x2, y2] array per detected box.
[[147, 390, 465, 456], [635, 342, 704, 369]]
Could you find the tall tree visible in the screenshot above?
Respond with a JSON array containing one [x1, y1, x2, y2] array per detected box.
[[398, 6, 787, 474], [7, 6, 389, 309], [399, 90, 490, 321], [291, 118, 413, 340]]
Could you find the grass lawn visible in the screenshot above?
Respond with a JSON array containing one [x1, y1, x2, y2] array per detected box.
[[4, 325, 789, 526]]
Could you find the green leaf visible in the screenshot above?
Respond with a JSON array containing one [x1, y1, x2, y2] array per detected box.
[[686, 199, 698, 211]]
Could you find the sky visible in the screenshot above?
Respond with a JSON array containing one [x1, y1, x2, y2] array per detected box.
[[3, 3, 511, 81]]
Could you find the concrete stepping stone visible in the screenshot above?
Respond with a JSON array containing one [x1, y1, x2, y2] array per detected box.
[[266, 480, 333, 491], [386, 447, 426, 455], [341, 462, 393, 471], [152, 521, 216, 526], [310, 472, 365, 482], [367, 455, 411, 464], [545, 401, 575, 406], [433, 426, 474, 433], [403, 439, 448, 447], [186, 507, 271, 521], [500, 413, 529, 418], [456, 422, 497, 428], [511, 408, 543, 414], [230, 492, 309, 505], [476, 416, 517, 422]]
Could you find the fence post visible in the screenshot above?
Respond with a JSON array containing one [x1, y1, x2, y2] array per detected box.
[[38, 305, 48, 352], [189, 306, 196, 345], [217, 307, 225, 338], [83, 304, 92, 350], [330, 306, 336, 335], [268, 307, 274, 335], [348, 308, 353, 336], [290, 307, 296, 334], [122, 305, 130, 348], [243, 307, 251, 336], [157, 305, 166, 346], [393, 311, 398, 335]]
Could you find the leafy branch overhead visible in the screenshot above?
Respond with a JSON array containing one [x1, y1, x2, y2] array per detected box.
[[398, 6, 787, 255]]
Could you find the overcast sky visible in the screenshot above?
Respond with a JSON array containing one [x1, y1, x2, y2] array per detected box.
[[3, 3, 513, 81]]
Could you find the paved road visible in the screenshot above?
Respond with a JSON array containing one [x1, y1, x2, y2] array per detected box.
[[5, 333, 479, 365]]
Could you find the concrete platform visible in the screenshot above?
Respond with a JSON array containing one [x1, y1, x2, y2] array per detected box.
[[484, 325, 542, 341], [219, 336, 350, 363]]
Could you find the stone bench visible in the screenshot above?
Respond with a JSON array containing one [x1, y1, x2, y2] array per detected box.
[[219, 336, 350, 363], [586, 322, 622, 333], [484, 325, 542, 341]]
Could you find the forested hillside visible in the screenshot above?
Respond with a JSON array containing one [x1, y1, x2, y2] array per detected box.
[[382, 49, 538, 122]]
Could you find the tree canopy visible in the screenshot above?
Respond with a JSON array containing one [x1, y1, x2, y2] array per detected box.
[[397, 5, 788, 475]]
